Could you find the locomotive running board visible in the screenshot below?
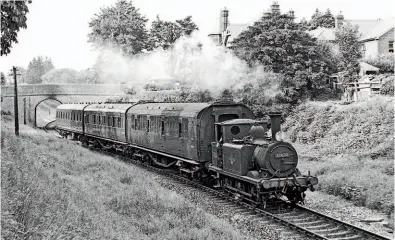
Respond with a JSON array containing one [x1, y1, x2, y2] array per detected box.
[[83, 133, 201, 166]]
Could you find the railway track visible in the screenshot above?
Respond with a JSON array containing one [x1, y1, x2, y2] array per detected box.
[[53, 134, 391, 240], [101, 148, 390, 240]]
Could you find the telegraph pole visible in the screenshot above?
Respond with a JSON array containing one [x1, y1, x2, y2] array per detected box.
[[13, 67, 19, 136]]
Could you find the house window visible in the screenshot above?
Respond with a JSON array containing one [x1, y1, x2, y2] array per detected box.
[[389, 41, 394, 53]]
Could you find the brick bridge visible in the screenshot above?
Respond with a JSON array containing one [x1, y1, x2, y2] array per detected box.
[[1, 84, 124, 127]]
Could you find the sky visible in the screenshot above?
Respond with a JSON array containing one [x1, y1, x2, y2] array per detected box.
[[1, 0, 394, 73]]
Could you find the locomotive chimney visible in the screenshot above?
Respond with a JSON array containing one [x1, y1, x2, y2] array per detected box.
[[268, 112, 282, 140]]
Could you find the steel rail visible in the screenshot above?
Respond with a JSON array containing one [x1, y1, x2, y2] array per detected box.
[[294, 204, 391, 240]]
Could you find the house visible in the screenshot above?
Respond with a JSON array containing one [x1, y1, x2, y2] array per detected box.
[[208, 3, 394, 58], [208, 2, 294, 48], [308, 13, 394, 58]]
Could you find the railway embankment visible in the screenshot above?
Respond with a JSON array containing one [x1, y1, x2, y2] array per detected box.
[[0, 116, 256, 240], [283, 95, 394, 229]]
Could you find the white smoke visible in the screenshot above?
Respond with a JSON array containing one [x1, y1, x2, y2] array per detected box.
[[94, 31, 275, 98]]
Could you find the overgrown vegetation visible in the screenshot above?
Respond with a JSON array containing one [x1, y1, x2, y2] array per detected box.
[[283, 96, 394, 217], [380, 79, 394, 96], [1, 118, 250, 239], [364, 54, 395, 74]]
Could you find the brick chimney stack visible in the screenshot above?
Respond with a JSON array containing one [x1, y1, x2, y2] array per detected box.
[[271, 1, 280, 15], [335, 11, 344, 28], [220, 7, 229, 34]]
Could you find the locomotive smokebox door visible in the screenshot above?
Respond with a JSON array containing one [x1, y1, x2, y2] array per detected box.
[[222, 143, 254, 176]]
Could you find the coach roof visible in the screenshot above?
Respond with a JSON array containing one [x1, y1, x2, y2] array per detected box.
[[84, 103, 135, 113], [57, 103, 90, 111], [127, 102, 212, 118]]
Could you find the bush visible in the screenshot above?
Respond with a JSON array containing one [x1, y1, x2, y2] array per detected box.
[[380, 78, 394, 96], [285, 97, 394, 217], [364, 54, 395, 73]]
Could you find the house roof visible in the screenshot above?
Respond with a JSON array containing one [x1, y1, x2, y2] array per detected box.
[[308, 18, 394, 42], [357, 18, 395, 41]]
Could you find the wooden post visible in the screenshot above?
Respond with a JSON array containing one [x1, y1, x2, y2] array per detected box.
[[13, 67, 19, 136], [23, 98, 27, 125]]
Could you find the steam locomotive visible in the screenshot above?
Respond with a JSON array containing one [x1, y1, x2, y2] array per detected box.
[[56, 100, 317, 206]]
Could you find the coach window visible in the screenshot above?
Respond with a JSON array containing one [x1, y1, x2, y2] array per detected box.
[[161, 120, 165, 135], [108, 116, 111, 127], [94, 115, 97, 125], [178, 122, 182, 137], [135, 117, 138, 130], [147, 119, 150, 132], [183, 119, 188, 137]]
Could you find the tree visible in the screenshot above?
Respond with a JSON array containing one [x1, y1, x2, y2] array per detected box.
[[1, 72, 5, 85], [232, 5, 336, 102], [88, 0, 149, 55], [41, 68, 80, 84], [1, 0, 29, 56], [43, 56, 54, 73], [148, 15, 198, 50], [25, 56, 54, 84], [309, 8, 335, 30], [79, 68, 100, 84], [335, 24, 362, 80], [175, 16, 198, 36]]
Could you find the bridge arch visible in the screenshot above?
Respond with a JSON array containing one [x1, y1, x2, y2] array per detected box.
[[34, 97, 62, 128]]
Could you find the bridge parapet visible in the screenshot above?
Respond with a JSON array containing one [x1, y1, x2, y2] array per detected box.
[[1, 84, 125, 97]]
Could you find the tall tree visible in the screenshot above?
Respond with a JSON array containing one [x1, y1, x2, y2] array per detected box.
[[1, 72, 5, 85], [148, 15, 198, 50], [1, 0, 30, 56], [25, 56, 54, 84], [88, 0, 149, 55], [43, 56, 54, 73], [309, 8, 335, 30], [335, 24, 362, 81], [232, 5, 336, 102], [175, 16, 198, 36]]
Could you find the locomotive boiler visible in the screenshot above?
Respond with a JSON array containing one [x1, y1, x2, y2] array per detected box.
[[55, 100, 317, 206]]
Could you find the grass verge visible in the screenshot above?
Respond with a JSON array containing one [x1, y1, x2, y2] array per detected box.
[[283, 96, 394, 219], [1, 116, 250, 240]]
